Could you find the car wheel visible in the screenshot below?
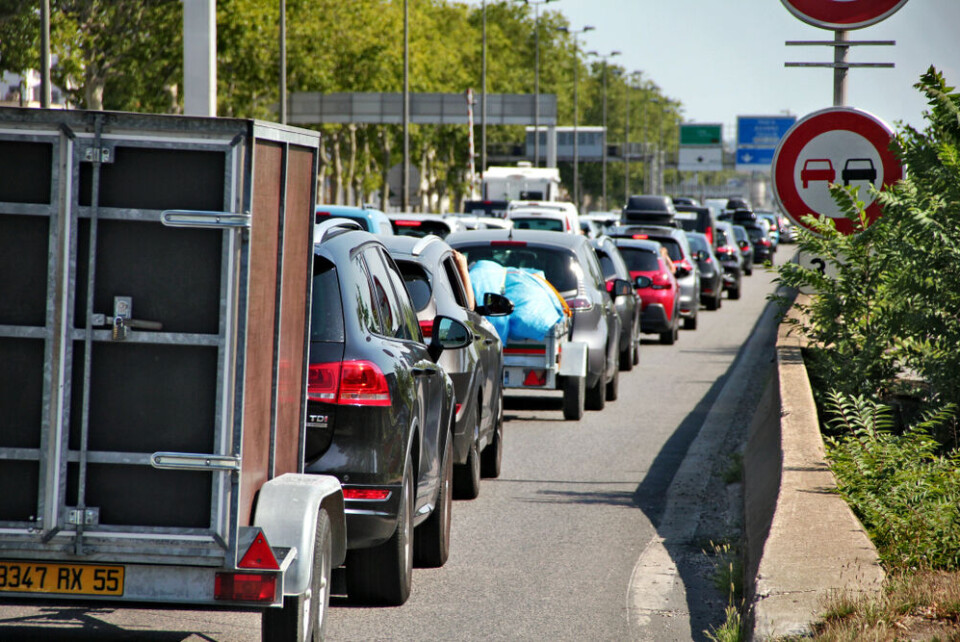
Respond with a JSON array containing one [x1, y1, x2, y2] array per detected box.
[[660, 325, 676, 345], [481, 392, 503, 478], [683, 313, 698, 330], [605, 359, 619, 401], [619, 342, 634, 372], [454, 409, 481, 500], [729, 285, 741, 300], [261, 508, 331, 642], [562, 375, 585, 420], [716, 292, 723, 309], [632, 338, 640, 365], [345, 454, 413, 606], [414, 435, 452, 568], [745, 266, 753, 276], [585, 372, 606, 411]]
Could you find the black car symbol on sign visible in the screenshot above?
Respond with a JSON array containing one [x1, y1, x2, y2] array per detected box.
[[841, 158, 877, 186]]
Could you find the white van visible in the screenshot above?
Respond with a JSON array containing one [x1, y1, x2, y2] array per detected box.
[[505, 201, 581, 234]]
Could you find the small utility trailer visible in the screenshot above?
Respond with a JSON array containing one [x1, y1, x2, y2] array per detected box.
[[0, 107, 345, 640]]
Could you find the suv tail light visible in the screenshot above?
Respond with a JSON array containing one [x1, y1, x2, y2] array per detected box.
[[419, 319, 433, 338], [651, 272, 673, 290], [308, 360, 391, 406]]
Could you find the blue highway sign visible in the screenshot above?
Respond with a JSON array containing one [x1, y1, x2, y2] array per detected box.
[[737, 115, 796, 171]]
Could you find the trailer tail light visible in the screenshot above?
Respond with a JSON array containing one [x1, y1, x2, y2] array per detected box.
[[308, 362, 340, 402], [343, 488, 392, 500], [309, 361, 391, 406], [419, 319, 433, 338], [504, 346, 546, 355], [523, 370, 547, 386], [338, 361, 391, 406], [214, 573, 278, 602]]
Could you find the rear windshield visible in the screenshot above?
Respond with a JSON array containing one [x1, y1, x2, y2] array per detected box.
[[396, 261, 432, 312], [644, 237, 682, 261], [715, 228, 730, 246], [456, 244, 579, 293], [315, 212, 370, 232], [511, 217, 565, 232], [686, 235, 709, 253], [392, 220, 451, 238], [746, 227, 766, 241], [310, 256, 345, 342], [617, 247, 661, 272]]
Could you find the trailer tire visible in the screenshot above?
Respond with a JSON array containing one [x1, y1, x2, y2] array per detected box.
[[562, 375, 585, 421], [262, 509, 332, 642], [345, 456, 413, 605]]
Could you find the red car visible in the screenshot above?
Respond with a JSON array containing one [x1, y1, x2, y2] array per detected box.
[[801, 158, 835, 189], [613, 237, 680, 345]]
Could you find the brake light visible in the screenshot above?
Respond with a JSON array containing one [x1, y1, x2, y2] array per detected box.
[[308, 362, 340, 402], [309, 360, 391, 406], [343, 488, 392, 500], [215, 573, 278, 602], [760, 239, 771, 246], [651, 272, 673, 290], [419, 319, 433, 338], [395, 220, 423, 227], [339, 361, 391, 406], [491, 240, 527, 246], [632, 234, 649, 240], [678, 259, 694, 273], [238, 532, 280, 570], [706, 228, 714, 246]]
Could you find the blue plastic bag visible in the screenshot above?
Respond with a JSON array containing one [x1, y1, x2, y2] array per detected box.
[[468, 260, 510, 342], [504, 269, 563, 341]]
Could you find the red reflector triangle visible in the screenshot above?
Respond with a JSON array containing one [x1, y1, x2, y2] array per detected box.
[[523, 370, 546, 386], [238, 532, 280, 570]]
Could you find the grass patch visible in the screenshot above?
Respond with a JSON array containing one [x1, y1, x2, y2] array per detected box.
[[703, 539, 745, 642], [722, 452, 743, 484]]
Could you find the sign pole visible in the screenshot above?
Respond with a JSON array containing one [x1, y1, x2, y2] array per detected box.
[[833, 30, 848, 106]]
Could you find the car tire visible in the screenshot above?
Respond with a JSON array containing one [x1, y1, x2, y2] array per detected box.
[[414, 435, 452, 568], [729, 285, 741, 300], [481, 393, 503, 478], [683, 313, 698, 330], [261, 508, 331, 642], [453, 435, 481, 501], [705, 294, 719, 311], [562, 375, 585, 421], [660, 326, 676, 345], [632, 338, 640, 366], [745, 266, 753, 276], [585, 371, 606, 411], [716, 293, 723, 309], [345, 454, 413, 606], [605, 359, 619, 401]]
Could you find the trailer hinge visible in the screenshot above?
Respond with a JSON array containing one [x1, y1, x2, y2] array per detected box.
[[82, 146, 112, 163], [66, 507, 99, 526]]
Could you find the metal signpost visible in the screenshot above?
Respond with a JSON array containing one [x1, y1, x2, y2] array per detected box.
[[736, 115, 796, 172], [772, 107, 902, 235]]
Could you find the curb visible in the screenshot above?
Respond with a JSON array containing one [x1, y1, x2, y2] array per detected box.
[[744, 293, 885, 640]]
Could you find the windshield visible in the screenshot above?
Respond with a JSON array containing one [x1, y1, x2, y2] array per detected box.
[[510, 217, 565, 232], [617, 247, 661, 272], [456, 244, 580, 293]]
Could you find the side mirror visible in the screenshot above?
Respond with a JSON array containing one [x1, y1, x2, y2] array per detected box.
[[476, 292, 513, 317], [696, 250, 707, 261], [612, 278, 633, 298], [634, 275, 653, 289], [675, 265, 691, 278], [428, 315, 472, 361], [738, 240, 750, 249]]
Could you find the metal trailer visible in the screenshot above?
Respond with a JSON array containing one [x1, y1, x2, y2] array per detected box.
[[0, 108, 346, 640], [500, 316, 588, 421]]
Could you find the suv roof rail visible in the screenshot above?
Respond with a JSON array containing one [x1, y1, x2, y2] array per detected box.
[[411, 234, 443, 257], [314, 217, 363, 245]]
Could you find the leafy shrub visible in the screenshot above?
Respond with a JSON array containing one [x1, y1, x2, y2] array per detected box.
[[823, 391, 960, 570]]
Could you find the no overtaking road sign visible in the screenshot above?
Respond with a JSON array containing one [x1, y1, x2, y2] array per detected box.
[[772, 107, 902, 235], [780, 0, 909, 30]]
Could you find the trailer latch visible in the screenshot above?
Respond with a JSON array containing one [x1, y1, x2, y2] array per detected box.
[[66, 507, 99, 526], [91, 296, 163, 340]]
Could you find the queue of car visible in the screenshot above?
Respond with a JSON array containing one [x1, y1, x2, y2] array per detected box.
[[305, 196, 788, 615]]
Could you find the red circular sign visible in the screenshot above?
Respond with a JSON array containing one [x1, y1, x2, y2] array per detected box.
[[780, 0, 908, 30], [772, 107, 902, 235]]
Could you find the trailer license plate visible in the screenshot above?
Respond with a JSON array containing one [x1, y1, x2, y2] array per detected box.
[[0, 561, 124, 596]]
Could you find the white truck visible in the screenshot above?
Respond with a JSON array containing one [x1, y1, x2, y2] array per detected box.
[[481, 164, 562, 202], [0, 107, 346, 640]]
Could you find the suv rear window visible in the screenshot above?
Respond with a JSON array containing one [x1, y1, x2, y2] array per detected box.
[[397, 261, 432, 312], [511, 217, 564, 232], [310, 257, 345, 342], [456, 244, 579, 293], [392, 220, 451, 238], [617, 247, 661, 272], [315, 212, 369, 231]]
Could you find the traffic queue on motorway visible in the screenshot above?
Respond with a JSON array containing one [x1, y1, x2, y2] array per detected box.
[[307, 195, 791, 614]]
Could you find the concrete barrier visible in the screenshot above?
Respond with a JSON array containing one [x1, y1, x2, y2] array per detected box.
[[744, 294, 885, 640]]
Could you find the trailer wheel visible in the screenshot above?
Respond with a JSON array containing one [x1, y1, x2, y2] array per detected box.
[[345, 455, 413, 605], [261, 509, 332, 642], [562, 375, 585, 420]]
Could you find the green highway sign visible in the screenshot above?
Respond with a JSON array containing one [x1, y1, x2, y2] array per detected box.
[[679, 123, 722, 146]]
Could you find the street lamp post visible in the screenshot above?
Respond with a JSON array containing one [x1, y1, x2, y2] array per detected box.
[[403, 0, 410, 211], [558, 24, 594, 209], [588, 50, 620, 211], [624, 71, 640, 204], [520, 0, 559, 167], [481, 0, 487, 178]]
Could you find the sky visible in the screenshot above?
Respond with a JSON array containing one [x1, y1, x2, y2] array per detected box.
[[523, 0, 960, 142]]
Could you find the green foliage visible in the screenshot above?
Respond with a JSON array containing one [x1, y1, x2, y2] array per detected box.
[[823, 391, 960, 570]]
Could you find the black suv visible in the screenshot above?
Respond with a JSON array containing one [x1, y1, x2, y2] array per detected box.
[[305, 220, 471, 605]]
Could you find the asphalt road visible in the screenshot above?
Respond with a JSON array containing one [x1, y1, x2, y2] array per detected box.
[[0, 250, 788, 642]]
